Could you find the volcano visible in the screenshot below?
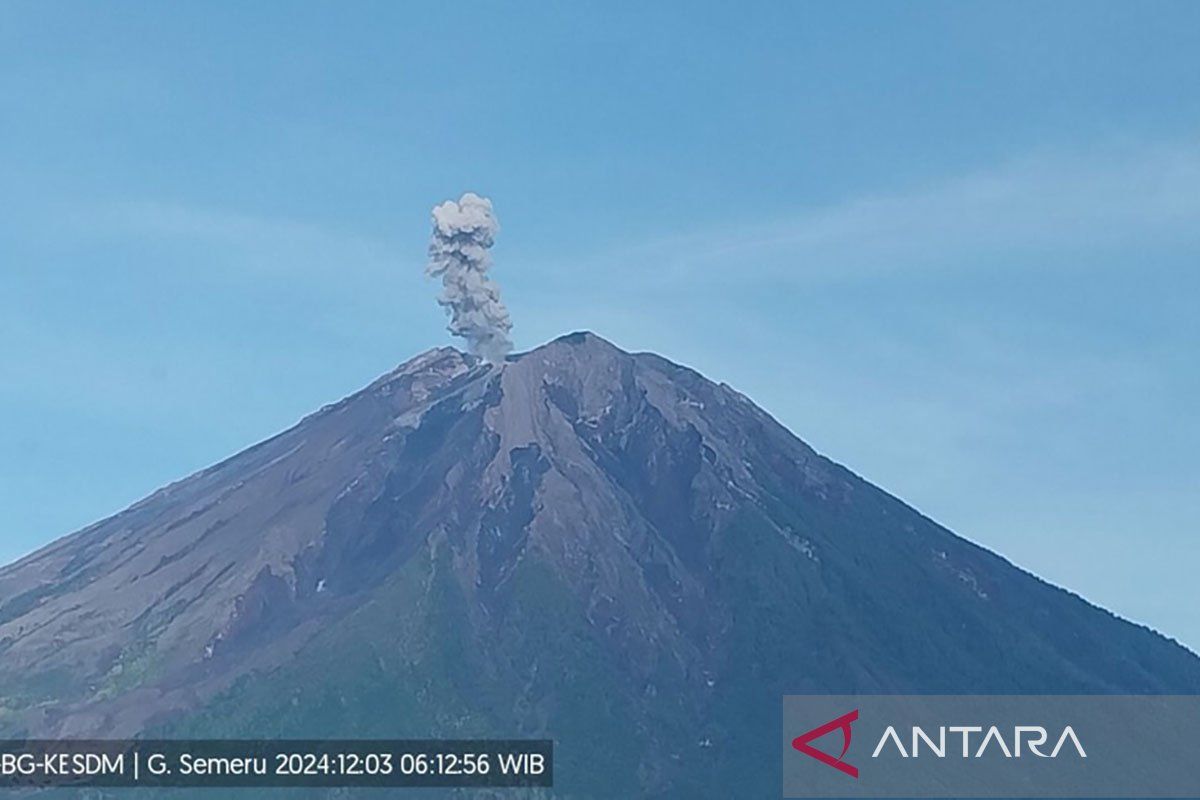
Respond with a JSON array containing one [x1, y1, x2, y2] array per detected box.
[[1, 332, 1196, 797]]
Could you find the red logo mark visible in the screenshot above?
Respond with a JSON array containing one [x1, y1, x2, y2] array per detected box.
[[792, 709, 859, 778]]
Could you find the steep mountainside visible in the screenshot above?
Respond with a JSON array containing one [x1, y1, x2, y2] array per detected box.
[[1, 332, 1197, 797]]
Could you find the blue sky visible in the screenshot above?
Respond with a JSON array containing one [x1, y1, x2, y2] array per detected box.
[[2, 2, 1197, 650]]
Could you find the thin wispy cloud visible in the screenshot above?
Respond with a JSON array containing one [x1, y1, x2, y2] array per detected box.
[[75, 200, 398, 280], [59, 140, 1200, 300], [573, 140, 1200, 287]]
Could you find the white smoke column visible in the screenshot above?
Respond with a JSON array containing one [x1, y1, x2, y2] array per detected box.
[[425, 192, 513, 362]]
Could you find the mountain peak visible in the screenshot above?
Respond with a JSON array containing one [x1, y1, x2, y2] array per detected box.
[[0, 335, 1197, 796], [547, 329, 616, 348], [370, 332, 624, 380], [512, 330, 625, 362]]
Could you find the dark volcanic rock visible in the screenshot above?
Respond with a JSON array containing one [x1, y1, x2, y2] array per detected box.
[[0, 332, 1196, 797]]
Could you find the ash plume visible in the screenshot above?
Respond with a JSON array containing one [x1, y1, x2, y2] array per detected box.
[[425, 192, 513, 362]]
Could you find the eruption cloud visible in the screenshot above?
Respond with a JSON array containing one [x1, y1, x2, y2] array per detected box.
[[425, 192, 513, 363]]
